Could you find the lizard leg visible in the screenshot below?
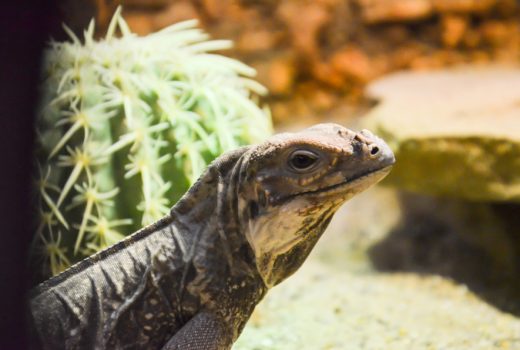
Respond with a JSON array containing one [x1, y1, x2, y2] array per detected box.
[[161, 311, 233, 350]]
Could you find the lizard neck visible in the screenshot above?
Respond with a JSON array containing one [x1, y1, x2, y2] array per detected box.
[[169, 147, 266, 335], [170, 146, 263, 279]]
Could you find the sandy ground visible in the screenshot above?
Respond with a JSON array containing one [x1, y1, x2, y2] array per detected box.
[[234, 187, 520, 349]]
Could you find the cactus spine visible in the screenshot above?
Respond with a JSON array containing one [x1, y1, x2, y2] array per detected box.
[[34, 8, 272, 277]]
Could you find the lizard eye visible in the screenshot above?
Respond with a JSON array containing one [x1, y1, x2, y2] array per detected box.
[[288, 150, 319, 172]]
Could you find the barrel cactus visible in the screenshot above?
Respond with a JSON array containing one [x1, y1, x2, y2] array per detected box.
[[34, 8, 272, 277]]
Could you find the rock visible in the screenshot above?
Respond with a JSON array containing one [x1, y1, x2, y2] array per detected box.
[[199, 0, 226, 20], [357, 0, 433, 24], [330, 47, 374, 83], [236, 28, 279, 54], [440, 14, 468, 48], [277, 1, 330, 55], [408, 49, 464, 69], [125, 12, 155, 36], [123, 0, 170, 8], [251, 55, 296, 96], [496, 0, 519, 15], [234, 187, 520, 349], [390, 45, 423, 68], [370, 192, 520, 293], [300, 85, 338, 112], [363, 66, 520, 202], [270, 64, 294, 91], [357, 0, 500, 24], [480, 20, 511, 47], [433, 0, 498, 14], [463, 28, 483, 48], [311, 61, 346, 88], [152, 1, 201, 30]]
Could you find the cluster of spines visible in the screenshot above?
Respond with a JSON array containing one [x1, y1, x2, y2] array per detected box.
[[35, 8, 271, 276]]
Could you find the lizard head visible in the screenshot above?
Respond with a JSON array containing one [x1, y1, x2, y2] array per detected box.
[[237, 123, 395, 287]]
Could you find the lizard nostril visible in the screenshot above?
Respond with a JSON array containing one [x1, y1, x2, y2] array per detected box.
[[369, 145, 380, 156]]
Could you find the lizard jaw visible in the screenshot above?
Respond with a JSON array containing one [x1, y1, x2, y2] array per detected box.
[[315, 164, 393, 197], [245, 165, 393, 288], [274, 164, 393, 205]]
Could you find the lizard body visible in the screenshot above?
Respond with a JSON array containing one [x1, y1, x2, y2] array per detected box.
[[30, 123, 394, 349]]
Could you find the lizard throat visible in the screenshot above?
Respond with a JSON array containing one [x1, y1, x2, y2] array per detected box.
[[246, 165, 393, 288]]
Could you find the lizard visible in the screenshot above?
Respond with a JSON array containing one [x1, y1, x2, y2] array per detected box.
[[29, 123, 395, 350]]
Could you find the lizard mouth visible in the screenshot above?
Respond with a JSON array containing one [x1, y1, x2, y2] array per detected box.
[[311, 165, 393, 196], [276, 165, 393, 205]]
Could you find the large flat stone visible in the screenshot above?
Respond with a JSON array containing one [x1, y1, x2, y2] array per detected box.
[[363, 66, 520, 202]]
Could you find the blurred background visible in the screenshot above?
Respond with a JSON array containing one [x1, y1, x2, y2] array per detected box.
[[58, 0, 520, 125], [23, 1, 520, 349]]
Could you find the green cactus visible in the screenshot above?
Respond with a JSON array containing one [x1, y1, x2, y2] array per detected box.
[[34, 8, 272, 277]]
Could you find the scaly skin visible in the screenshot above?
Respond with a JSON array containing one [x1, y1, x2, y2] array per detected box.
[[30, 123, 395, 349]]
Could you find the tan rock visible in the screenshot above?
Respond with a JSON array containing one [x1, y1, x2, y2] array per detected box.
[[123, 0, 171, 8], [390, 45, 423, 69], [463, 28, 482, 49], [311, 61, 345, 88], [357, 0, 433, 24], [251, 55, 296, 96], [480, 21, 511, 47], [496, 0, 519, 14], [330, 47, 374, 83], [125, 12, 154, 36], [440, 15, 468, 48], [277, 1, 330, 55], [433, 0, 497, 13], [268, 58, 296, 96], [409, 52, 447, 70], [364, 66, 520, 202], [152, 1, 201, 30], [200, 0, 227, 20], [303, 87, 337, 112], [236, 29, 279, 54]]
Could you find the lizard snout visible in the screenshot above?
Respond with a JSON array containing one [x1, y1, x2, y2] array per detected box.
[[355, 129, 395, 168]]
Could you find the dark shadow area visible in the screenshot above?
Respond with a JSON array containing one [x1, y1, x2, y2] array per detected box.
[[368, 192, 520, 316], [0, 1, 60, 348]]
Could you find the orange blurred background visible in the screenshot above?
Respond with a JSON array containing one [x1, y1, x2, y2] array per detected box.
[[58, 0, 520, 126]]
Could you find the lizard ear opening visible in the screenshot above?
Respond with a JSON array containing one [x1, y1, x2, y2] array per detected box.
[[249, 201, 259, 219]]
